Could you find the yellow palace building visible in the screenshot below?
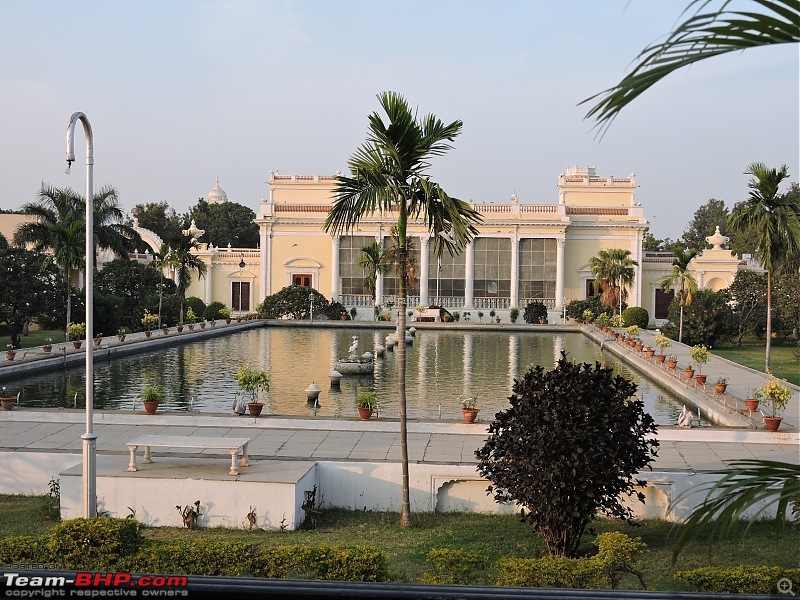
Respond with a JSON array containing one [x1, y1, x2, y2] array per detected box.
[[146, 165, 749, 325]]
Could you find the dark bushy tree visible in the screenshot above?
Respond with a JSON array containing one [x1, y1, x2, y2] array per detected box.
[[322, 301, 348, 320], [186, 199, 259, 248], [257, 285, 330, 320], [203, 301, 228, 321], [773, 273, 800, 338], [130, 201, 184, 243], [725, 270, 767, 345], [681, 198, 730, 250], [476, 354, 659, 558], [185, 297, 206, 321], [95, 259, 173, 331], [662, 289, 734, 347], [523, 301, 548, 324], [565, 296, 610, 321], [0, 248, 61, 348], [622, 307, 649, 329]]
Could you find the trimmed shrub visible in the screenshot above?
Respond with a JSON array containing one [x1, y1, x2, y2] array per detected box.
[[674, 566, 800, 594], [185, 297, 206, 319], [566, 297, 609, 321], [622, 307, 649, 329], [251, 545, 388, 582], [48, 518, 141, 570], [322, 301, 348, 320], [421, 548, 487, 585], [204, 301, 228, 321], [495, 533, 646, 589], [0, 536, 51, 564], [121, 540, 253, 576], [523, 301, 548, 324]]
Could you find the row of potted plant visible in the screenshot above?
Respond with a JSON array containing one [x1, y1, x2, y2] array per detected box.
[[599, 325, 793, 432]]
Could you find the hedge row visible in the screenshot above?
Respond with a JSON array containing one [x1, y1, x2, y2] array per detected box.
[[674, 566, 800, 594], [0, 518, 387, 582]]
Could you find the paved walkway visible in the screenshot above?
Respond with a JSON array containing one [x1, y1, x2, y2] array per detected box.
[[1, 411, 797, 473]]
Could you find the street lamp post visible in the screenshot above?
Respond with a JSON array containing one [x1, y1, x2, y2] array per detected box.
[[66, 112, 96, 519], [309, 293, 314, 322], [238, 255, 245, 316]]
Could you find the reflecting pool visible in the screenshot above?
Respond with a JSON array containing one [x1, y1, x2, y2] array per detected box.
[[13, 327, 682, 424]]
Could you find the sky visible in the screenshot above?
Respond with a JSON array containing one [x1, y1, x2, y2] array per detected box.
[[1, 0, 797, 241]]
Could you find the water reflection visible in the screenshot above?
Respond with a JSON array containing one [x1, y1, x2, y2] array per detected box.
[[14, 327, 681, 424]]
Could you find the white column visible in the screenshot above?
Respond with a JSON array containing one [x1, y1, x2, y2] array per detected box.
[[510, 233, 519, 308], [331, 235, 340, 302], [420, 237, 430, 306], [259, 225, 268, 301], [464, 241, 475, 308], [633, 229, 643, 307], [265, 229, 273, 297], [204, 258, 212, 304], [555, 237, 566, 308]]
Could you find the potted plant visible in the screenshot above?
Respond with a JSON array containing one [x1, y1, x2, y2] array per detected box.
[[689, 345, 710, 384], [93, 333, 103, 347], [453, 311, 461, 322], [416, 304, 426, 322], [744, 389, 760, 412], [350, 307, 358, 321], [141, 385, 163, 415], [1, 386, 16, 410], [714, 376, 728, 395], [356, 388, 378, 420], [582, 309, 594, 324], [666, 354, 678, 370], [460, 395, 480, 424], [141, 310, 158, 337], [654, 334, 671, 363], [6, 344, 16, 361], [185, 308, 197, 331], [754, 377, 793, 431], [595, 312, 609, 329], [220, 305, 232, 324], [117, 329, 126, 342], [477, 311, 484, 323], [683, 364, 695, 380], [235, 364, 270, 417], [42, 338, 53, 353], [645, 346, 656, 358], [67, 322, 85, 349], [509, 307, 520, 323]]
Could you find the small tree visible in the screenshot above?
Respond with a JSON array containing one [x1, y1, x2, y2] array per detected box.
[[476, 354, 659, 558], [523, 301, 548, 324]]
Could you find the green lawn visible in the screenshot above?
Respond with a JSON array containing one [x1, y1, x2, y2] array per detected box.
[[714, 339, 800, 386], [2, 328, 65, 349], [2, 497, 797, 590]]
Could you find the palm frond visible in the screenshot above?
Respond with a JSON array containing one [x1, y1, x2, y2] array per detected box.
[[582, 0, 800, 136], [670, 459, 800, 563]]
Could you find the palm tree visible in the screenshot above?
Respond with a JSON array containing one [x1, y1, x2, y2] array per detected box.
[[729, 163, 800, 372], [149, 243, 176, 328], [92, 185, 141, 258], [14, 185, 84, 342], [589, 249, 638, 316], [324, 91, 482, 527], [582, 0, 800, 135], [170, 234, 207, 324], [357, 241, 388, 316], [660, 248, 699, 343]]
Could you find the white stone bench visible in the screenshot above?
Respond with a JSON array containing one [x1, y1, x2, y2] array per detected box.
[[126, 435, 251, 476]]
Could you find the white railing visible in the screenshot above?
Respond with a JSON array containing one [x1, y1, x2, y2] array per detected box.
[[520, 297, 557, 309], [473, 297, 511, 309], [427, 296, 465, 308], [339, 294, 374, 307]]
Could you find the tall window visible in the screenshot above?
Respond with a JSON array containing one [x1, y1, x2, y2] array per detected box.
[[232, 281, 250, 311], [339, 236, 374, 296], [473, 238, 511, 298], [655, 288, 674, 319], [427, 247, 466, 300], [519, 238, 556, 300]]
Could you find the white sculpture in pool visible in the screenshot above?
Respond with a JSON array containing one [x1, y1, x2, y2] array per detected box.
[[335, 335, 373, 375]]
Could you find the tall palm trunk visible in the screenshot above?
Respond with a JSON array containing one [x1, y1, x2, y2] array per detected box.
[[397, 208, 412, 528], [157, 273, 164, 328], [678, 288, 685, 343], [65, 274, 72, 345], [766, 272, 772, 372]]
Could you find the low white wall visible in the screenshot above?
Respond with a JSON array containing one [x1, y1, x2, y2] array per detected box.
[[0, 452, 80, 495]]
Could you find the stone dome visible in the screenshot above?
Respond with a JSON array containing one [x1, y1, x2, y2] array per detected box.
[[207, 176, 228, 204]]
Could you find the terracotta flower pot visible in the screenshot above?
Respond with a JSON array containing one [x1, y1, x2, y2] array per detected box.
[[200, 322, 206, 329], [176, 325, 184, 333], [188, 324, 195, 331], [117, 334, 126, 342], [357, 406, 373, 421], [145, 330, 152, 338], [248, 402, 264, 417], [462, 408, 480, 424], [42, 345, 52, 353], [667, 360, 677, 370], [645, 349, 655, 358], [683, 368, 695, 379], [6, 351, 15, 361], [143, 401, 158, 415], [656, 354, 666, 363], [744, 399, 759, 412], [695, 374, 707, 385], [93, 338, 102, 347], [714, 383, 728, 395], [72, 340, 82, 349], [1, 397, 15, 410], [764, 416, 783, 432]]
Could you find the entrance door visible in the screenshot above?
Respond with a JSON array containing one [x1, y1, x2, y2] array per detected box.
[[293, 273, 312, 287]]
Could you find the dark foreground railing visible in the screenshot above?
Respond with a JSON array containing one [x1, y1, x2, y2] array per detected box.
[[0, 571, 771, 600]]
